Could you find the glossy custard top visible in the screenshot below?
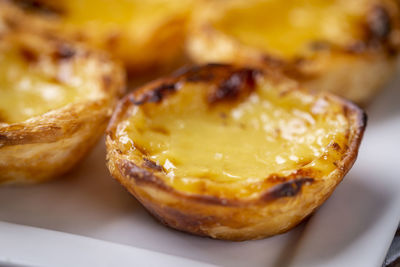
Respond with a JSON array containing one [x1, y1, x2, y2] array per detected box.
[[215, 0, 371, 57], [0, 44, 80, 123], [116, 75, 350, 197], [54, 0, 191, 44]]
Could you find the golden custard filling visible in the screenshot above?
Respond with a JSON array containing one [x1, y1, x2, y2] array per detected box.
[[52, 0, 191, 45], [0, 47, 79, 123], [215, 0, 371, 57], [117, 78, 350, 197], [0, 38, 99, 124]]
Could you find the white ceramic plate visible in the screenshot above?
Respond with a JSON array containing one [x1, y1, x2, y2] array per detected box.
[[1, 73, 399, 267]]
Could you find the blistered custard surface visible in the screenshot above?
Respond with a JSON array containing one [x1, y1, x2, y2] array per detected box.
[[215, 0, 371, 57], [115, 77, 349, 197]]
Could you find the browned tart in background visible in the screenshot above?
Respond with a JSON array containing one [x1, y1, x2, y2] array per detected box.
[[10, 0, 195, 74], [187, 0, 400, 105], [0, 2, 125, 185]]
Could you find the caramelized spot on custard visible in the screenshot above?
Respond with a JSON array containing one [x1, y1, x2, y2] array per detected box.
[[208, 68, 258, 104]]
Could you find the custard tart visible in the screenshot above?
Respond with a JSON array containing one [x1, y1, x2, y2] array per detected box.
[[187, 0, 400, 105], [106, 64, 366, 240], [0, 2, 125, 184], [10, 0, 194, 73]]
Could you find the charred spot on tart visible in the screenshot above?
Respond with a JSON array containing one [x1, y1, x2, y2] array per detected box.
[[53, 43, 76, 61], [360, 111, 368, 129], [266, 174, 288, 183], [11, 0, 63, 17], [142, 158, 164, 172], [119, 159, 167, 189], [207, 68, 259, 104], [131, 83, 178, 105], [330, 142, 341, 151], [132, 144, 148, 156], [19, 46, 38, 63], [179, 63, 229, 82], [366, 5, 392, 42], [262, 178, 314, 201]]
